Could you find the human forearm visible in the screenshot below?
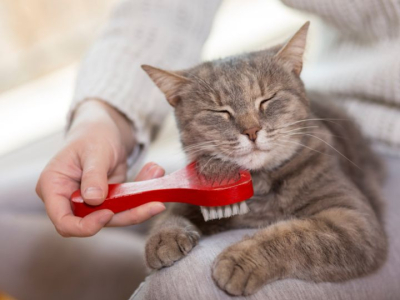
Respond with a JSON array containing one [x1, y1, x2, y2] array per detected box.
[[69, 99, 136, 156], [71, 0, 222, 152]]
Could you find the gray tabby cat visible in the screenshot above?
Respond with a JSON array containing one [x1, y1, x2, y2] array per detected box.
[[141, 22, 387, 296]]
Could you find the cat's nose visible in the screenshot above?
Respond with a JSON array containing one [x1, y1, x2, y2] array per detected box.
[[242, 126, 261, 142]]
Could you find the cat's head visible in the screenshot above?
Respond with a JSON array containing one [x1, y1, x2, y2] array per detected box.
[[142, 22, 311, 171]]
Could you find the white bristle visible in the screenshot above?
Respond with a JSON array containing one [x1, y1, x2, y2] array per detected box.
[[239, 201, 250, 214], [200, 201, 250, 221], [217, 206, 223, 219], [211, 209, 217, 220], [232, 204, 239, 215], [200, 206, 210, 221], [224, 205, 232, 216]]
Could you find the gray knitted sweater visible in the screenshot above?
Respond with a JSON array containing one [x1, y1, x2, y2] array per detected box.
[[71, 0, 400, 164]]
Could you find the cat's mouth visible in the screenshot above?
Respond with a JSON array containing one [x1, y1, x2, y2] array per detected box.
[[228, 146, 272, 170], [250, 141, 273, 152], [233, 144, 270, 158]]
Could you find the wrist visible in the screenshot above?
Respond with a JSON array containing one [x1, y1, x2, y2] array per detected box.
[[70, 99, 136, 154]]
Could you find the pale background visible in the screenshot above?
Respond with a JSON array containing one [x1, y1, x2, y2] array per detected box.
[[0, 0, 312, 177], [1, 3, 399, 300]]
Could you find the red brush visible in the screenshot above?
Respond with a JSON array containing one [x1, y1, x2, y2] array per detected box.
[[71, 162, 253, 221]]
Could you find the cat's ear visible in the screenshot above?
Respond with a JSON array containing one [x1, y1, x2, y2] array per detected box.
[[141, 65, 189, 107], [275, 21, 310, 76]]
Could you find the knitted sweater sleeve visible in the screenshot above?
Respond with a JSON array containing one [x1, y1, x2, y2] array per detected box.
[[69, 0, 222, 164], [282, 0, 400, 154], [282, 0, 400, 40]]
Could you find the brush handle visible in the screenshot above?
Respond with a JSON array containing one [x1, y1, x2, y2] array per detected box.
[[71, 162, 253, 217]]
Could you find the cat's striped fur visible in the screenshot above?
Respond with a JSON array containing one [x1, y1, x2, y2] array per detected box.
[[142, 23, 387, 296]]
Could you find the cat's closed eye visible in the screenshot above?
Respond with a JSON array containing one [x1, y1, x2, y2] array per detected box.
[[259, 93, 276, 110], [207, 109, 232, 120]]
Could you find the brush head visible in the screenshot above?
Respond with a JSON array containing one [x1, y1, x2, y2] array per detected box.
[[200, 201, 250, 221]]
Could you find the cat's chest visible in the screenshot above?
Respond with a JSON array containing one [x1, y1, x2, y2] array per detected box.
[[229, 173, 297, 228], [229, 191, 292, 228], [228, 172, 300, 228]]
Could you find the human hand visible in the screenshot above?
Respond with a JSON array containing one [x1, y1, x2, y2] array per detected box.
[[36, 100, 166, 237]]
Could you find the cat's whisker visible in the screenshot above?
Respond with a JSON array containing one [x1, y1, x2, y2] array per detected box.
[[268, 141, 295, 152], [280, 131, 348, 140], [184, 148, 214, 156], [301, 133, 363, 170], [280, 131, 316, 139], [199, 155, 218, 175], [183, 142, 236, 153], [280, 126, 318, 134], [278, 118, 348, 130], [182, 142, 220, 151], [279, 139, 332, 157], [186, 143, 238, 151], [229, 145, 253, 156], [183, 140, 237, 151], [269, 141, 289, 147], [183, 143, 218, 150]]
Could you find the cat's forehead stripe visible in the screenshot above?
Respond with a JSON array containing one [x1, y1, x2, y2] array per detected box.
[[257, 77, 266, 96], [211, 91, 223, 106]]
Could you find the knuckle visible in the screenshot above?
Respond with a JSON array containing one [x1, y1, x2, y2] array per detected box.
[[55, 225, 70, 237], [35, 182, 41, 198], [126, 209, 141, 225], [79, 222, 99, 237], [118, 174, 127, 182], [83, 227, 97, 237], [35, 173, 48, 198], [82, 167, 98, 177]]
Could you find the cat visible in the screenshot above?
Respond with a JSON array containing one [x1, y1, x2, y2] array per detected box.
[[141, 22, 387, 296]]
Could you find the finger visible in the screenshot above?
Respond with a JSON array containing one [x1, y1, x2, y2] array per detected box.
[[35, 178, 44, 201], [36, 154, 81, 202], [135, 162, 165, 182], [107, 163, 166, 226], [55, 209, 114, 237], [108, 173, 126, 184], [108, 163, 127, 184], [134, 162, 156, 181], [40, 171, 113, 237], [38, 168, 79, 208], [80, 148, 111, 205], [107, 202, 165, 227]]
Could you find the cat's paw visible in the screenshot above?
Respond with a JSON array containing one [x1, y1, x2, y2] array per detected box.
[[145, 226, 200, 269], [212, 238, 267, 296], [197, 157, 240, 183]]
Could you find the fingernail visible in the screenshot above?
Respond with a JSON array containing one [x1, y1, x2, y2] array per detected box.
[[150, 203, 166, 216], [84, 187, 103, 200], [99, 211, 113, 224], [149, 166, 164, 178], [145, 162, 156, 173]]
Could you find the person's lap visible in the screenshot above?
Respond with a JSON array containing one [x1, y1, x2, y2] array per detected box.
[[132, 155, 400, 300]]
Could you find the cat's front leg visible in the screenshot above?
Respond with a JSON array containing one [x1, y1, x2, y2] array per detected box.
[[211, 236, 277, 296], [212, 207, 386, 296], [145, 215, 200, 269]]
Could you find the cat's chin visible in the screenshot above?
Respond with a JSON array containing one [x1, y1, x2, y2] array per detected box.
[[231, 150, 271, 171], [224, 148, 296, 171]]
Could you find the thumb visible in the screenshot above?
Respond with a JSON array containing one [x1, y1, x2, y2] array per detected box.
[[80, 149, 111, 206]]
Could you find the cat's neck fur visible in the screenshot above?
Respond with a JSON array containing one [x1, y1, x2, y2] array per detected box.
[[250, 117, 332, 196]]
